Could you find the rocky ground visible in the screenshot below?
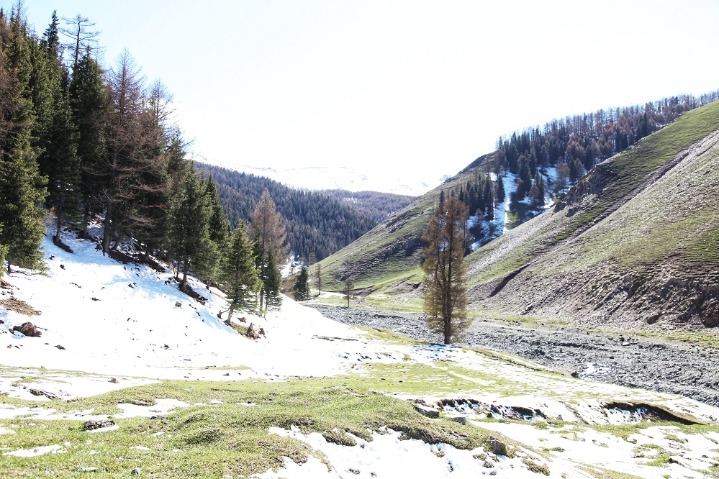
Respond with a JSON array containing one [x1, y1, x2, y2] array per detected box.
[[310, 305, 719, 408]]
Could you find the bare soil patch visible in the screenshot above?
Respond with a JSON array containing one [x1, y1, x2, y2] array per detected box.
[[0, 297, 41, 316]]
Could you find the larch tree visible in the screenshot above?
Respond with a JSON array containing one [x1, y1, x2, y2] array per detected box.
[[60, 14, 99, 72], [421, 196, 470, 344], [250, 189, 287, 313], [102, 49, 146, 253]]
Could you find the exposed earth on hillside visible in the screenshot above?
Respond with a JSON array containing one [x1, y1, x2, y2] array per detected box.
[[310, 305, 719, 407]]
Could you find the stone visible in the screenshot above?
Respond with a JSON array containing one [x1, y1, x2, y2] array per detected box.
[[82, 419, 115, 431], [487, 435, 508, 456], [12, 322, 42, 337], [414, 403, 439, 418]]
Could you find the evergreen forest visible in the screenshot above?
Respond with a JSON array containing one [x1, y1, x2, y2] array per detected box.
[[196, 163, 416, 262]]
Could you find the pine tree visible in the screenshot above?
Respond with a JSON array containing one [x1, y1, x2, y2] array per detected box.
[[0, 12, 48, 273], [292, 266, 309, 301], [261, 249, 282, 314], [165, 169, 212, 291], [495, 174, 505, 203], [69, 48, 106, 236], [221, 222, 259, 319], [421, 197, 470, 344], [197, 176, 230, 286]]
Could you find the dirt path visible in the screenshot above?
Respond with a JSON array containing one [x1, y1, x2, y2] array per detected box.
[[311, 305, 719, 407]]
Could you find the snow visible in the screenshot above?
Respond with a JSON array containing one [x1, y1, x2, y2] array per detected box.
[[257, 426, 551, 479], [3, 444, 64, 458], [0, 229, 395, 388], [2, 226, 719, 478]]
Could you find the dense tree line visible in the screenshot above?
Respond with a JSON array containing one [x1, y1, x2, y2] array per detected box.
[[196, 163, 383, 262], [448, 91, 719, 248], [494, 93, 719, 197], [320, 189, 416, 223], [0, 6, 284, 317]]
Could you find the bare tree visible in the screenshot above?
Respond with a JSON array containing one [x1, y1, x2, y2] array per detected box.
[[61, 14, 99, 71]]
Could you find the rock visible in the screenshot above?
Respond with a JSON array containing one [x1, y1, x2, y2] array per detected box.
[[414, 403, 439, 418], [175, 301, 182, 308], [131, 468, 141, 475], [78, 467, 98, 473], [450, 415, 468, 425], [55, 344, 66, 350], [246, 323, 263, 340], [29, 388, 58, 399], [109, 377, 118, 384], [571, 371, 580, 378], [82, 419, 115, 431], [487, 435, 508, 456], [12, 322, 42, 337]]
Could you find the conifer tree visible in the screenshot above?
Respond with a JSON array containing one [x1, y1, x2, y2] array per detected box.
[[165, 169, 212, 291], [250, 189, 287, 312], [69, 48, 106, 236], [197, 176, 230, 286], [421, 197, 470, 344], [0, 12, 48, 273], [221, 222, 259, 319], [260, 249, 282, 314], [293, 266, 309, 301], [495, 174, 505, 203]]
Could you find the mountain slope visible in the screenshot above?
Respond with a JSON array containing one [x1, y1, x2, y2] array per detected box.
[[196, 163, 383, 261], [467, 101, 719, 328], [316, 100, 719, 329]]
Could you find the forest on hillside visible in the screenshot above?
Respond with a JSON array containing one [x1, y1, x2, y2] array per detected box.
[[451, 91, 719, 247], [0, 6, 296, 314], [196, 163, 411, 262]]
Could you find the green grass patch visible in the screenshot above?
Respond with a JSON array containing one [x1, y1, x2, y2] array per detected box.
[[0, 377, 502, 478]]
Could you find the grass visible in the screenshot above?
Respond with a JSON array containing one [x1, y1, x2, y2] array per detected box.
[[0, 377, 505, 478]]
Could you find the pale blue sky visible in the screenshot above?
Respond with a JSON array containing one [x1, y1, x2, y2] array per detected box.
[[14, 0, 719, 186]]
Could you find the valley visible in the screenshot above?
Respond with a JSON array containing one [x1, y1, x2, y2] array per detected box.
[[311, 304, 719, 408]]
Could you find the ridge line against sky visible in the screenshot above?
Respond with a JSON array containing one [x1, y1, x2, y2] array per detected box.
[[16, 0, 719, 189]]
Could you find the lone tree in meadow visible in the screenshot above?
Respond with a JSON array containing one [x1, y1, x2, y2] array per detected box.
[[421, 196, 471, 344]]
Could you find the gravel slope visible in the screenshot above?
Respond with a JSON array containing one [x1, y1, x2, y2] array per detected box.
[[311, 305, 719, 407]]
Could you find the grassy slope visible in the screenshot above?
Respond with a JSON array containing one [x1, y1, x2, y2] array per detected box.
[[313, 101, 719, 327], [466, 101, 719, 326], [313, 154, 495, 297]]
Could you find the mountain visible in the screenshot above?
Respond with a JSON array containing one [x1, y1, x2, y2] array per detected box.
[[220, 164, 438, 196], [315, 100, 719, 330], [467, 101, 719, 328]]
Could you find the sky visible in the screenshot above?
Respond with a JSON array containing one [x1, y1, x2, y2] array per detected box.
[[14, 0, 719, 189]]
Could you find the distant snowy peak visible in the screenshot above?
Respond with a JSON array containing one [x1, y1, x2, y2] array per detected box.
[[225, 165, 436, 196]]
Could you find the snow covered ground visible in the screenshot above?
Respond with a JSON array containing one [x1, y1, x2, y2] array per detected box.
[[2, 227, 719, 478]]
